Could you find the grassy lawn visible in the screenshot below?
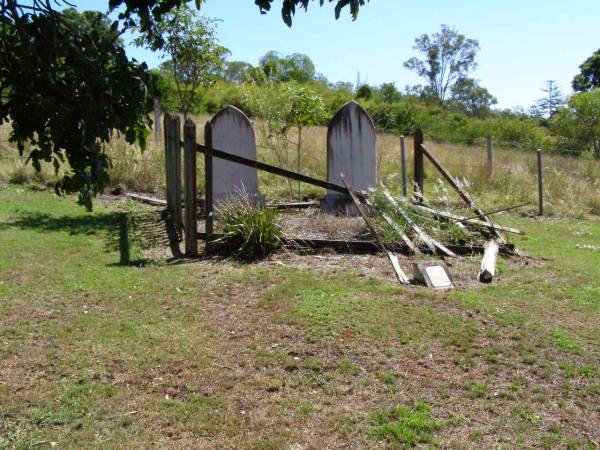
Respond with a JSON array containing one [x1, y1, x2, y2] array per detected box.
[[0, 185, 598, 449]]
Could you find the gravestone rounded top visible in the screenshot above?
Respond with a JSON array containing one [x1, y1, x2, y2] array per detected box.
[[326, 100, 376, 192], [209, 105, 259, 203], [327, 100, 375, 140], [210, 105, 253, 130]]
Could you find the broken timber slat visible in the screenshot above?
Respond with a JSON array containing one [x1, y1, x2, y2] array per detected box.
[[415, 205, 525, 235], [419, 144, 505, 243], [125, 193, 167, 207], [380, 186, 457, 258], [267, 201, 319, 210], [479, 239, 499, 283], [340, 173, 410, 284], [363, 194, 421, 255], [381, 212, 421, 255]]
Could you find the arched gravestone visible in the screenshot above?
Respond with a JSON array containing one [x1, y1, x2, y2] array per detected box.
[[209, 106, 260, 204], [321, 101, 377, 214]]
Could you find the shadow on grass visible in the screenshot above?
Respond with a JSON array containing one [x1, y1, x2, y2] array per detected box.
[[0, 211, 148, 266], [0, 210, 121, 235]]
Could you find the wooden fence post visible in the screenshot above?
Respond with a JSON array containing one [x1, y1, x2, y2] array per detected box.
[[204, 121, 214, 251], [413, 128, 424, 201], [400, 135, 407, 198], [537, 149, 544, 216], [487, 135, 493, 175], [164, 114, 182, 237], [183, 119, 198, 257]]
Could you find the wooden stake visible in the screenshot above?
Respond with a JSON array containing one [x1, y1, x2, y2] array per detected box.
[[164, 114, 182, 237], [400, 135, 407, 198], [479, 240, 499, 283], [537, 149, 544, 216], [413, 128, 424, 202], [204, 122, 214, 250], [183, 119, 198, 257], [340, 174, 410, 284]]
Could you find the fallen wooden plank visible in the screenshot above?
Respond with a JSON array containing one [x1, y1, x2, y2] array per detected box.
[[362, 194, 421, 255], [415, 205, 525, 235], [381, 212, 421, 255], [380, 186, 457, 258], [125, 193, 167, 207], [479, 239, 499, 283], [419, 144, 506, 243], [341, 173, 410, 284], [267, 201, 319, 210]]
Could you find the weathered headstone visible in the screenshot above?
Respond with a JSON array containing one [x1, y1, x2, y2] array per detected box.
[[209, 106, 260, 204], [321, 101, 376, 214]]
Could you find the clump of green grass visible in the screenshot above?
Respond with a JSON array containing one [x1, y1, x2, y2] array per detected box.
[[368, 401, 438, 447], [215, 197, 283, 260]]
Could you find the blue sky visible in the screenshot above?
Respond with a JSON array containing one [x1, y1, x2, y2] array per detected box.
[[81, 0, 600, 109]]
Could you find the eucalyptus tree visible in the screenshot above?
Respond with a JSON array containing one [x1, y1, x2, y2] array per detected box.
[[404, 25, 480, 105], [134, 4, 228, 119], [572, 49, 600, 93]]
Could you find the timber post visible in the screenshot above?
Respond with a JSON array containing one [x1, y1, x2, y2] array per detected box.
[[400, 135, 407, 198], [183, 119, 198, 257], [413, 128, 424, 201], [164, 114, 182, 237], [537, 149, 544, 216], [204, 121, 214, 251]]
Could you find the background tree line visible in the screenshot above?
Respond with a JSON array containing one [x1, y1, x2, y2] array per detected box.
[[2, 0, 600, 207]]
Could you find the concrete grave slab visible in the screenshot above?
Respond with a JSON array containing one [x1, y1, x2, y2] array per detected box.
[[209, 106, 260, 204], [412, 261, 454, 289]]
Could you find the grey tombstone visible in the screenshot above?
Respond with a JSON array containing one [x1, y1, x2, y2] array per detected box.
[[209, 105, 260, 204], [321, 101, 377, 214]]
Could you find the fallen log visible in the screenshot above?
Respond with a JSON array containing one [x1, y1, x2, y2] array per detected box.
[[479, 240, 499, 283]]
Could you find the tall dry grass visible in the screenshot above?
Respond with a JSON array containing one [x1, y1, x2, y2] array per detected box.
[[1, 115, 599, 217]]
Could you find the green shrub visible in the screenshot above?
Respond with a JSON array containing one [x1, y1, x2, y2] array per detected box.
[[215, 197, 283, 260]]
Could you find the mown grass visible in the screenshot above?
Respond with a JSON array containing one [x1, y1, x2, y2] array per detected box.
[[0, 185, 599, 448]]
